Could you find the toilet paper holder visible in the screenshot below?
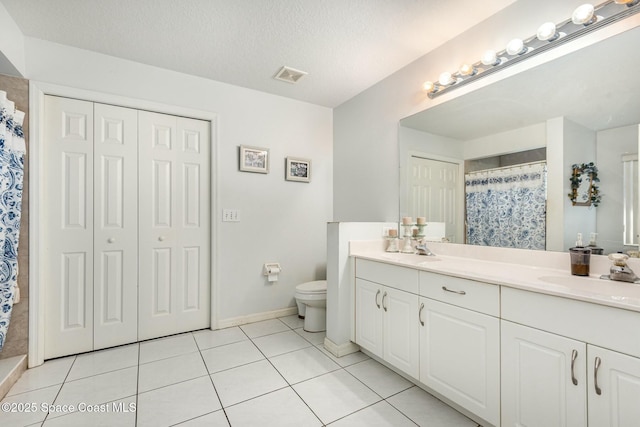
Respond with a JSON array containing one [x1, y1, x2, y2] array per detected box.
[[263, 263, 282, 281]]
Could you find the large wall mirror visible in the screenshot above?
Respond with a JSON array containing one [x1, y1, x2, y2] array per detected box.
[[399, 23, 640, 254]]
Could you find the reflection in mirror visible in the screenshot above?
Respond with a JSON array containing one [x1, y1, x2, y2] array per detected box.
[[568, 162, 600, 207], [399, 24, 640, 254], [466, 161, 547, 250]]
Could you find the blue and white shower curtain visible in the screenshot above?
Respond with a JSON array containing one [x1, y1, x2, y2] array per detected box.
[[0, 91, 26, 352], [465, 163, 547, 250]]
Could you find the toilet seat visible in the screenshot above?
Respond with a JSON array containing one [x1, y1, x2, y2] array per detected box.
[[296, 280, 327, 294]]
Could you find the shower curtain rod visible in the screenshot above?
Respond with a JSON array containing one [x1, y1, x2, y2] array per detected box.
[[466, 160, 546, 175]]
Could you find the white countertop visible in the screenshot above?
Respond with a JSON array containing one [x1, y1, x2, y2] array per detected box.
[[351, 246, 640, 313]]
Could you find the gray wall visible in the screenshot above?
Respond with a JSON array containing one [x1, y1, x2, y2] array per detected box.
[[333, 0, 589, 222]]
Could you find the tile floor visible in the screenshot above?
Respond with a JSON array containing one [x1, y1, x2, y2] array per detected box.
[[0, 315, 481, 426]]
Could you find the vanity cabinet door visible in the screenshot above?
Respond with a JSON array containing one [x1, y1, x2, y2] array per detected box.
[[355, 278, 384, 358], [419, 297, 500, 426], [588, 345, 640, 427], [383, 287, 419, 378], [501, 320, 587, 427], [355, 278, 419, 377]]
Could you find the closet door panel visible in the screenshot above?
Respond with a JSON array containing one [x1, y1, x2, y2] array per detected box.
[[93, 103, 138, 349], [139, 111, 177, 340], [176, 117, 210, 321], [139, 112, 209, 340], [44, 96, 95, 359]]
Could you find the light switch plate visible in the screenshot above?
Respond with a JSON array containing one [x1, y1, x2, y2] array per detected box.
[[223, 209, 240, 222]]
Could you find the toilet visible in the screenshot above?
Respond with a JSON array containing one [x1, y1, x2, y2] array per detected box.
[[295, 280, 327, 332]]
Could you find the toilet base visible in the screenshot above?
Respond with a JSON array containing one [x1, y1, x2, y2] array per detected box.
[[303, 305, 326, 332]]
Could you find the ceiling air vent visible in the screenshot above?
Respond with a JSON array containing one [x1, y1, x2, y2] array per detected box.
[[274, 66, 307, 84]]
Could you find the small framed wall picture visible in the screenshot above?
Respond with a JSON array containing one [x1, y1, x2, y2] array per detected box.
[[239, 145, 270, 174], [285, 157, 311, 183]]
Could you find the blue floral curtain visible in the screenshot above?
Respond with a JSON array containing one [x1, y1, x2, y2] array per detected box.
[[0, 91, 26, 352], [465, 163, 547, 250]]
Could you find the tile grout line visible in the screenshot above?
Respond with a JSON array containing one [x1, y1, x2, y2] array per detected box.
[[134, 342, 140, 427], [8, 316, 476, 427], [245, 324, 326, 427], [40, 355, 78, 425], [157, 332, 226, 426]]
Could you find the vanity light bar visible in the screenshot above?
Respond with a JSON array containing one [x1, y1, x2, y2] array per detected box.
[[423, 0, 640, 99]]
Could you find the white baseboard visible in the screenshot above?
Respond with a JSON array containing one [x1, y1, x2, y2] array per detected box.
[[217, 307, 298, 329], [323, 337, 360, 358]]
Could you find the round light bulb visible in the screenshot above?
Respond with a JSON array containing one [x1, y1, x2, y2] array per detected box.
[[506, 38, 526, 56], [459, 63, 476, 76], [537, 22, 559, 41], [481, 50, 499, 66], [438, 72, 453, 86], [422, 81, 435, 92], [572, 4, 596, 25]]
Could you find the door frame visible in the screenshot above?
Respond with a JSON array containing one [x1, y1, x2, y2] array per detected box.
[[28, 82, 219, 367]]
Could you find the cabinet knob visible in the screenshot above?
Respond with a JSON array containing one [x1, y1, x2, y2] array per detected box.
[[107, 237, 116, 244], [158, 236, 166, 242]]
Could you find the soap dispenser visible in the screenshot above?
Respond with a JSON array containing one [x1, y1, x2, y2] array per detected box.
[[569, 233, 591, 276], [587, 232, 604, 255]]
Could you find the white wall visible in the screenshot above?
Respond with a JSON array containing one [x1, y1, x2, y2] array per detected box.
[[23, 38, 333, 322], [546, 117, 597, 251], [0, 2, 25, 76], [326, 222, 396, 351], [400, 126, 463, 160], [546, 117, 565, 251], [464, 123, 546, 160], [596, 125, 639, 253], [563, 119, 598, 251], [333, 0, 594, 222]]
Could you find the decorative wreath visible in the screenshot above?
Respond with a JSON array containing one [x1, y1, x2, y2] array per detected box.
[[568, 162, 601, 207]]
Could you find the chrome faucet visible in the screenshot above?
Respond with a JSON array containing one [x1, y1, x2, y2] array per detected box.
[[415, 242, 435, 256], [608, 253, 638, 283]]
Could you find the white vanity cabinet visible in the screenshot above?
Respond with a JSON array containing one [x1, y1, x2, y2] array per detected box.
[[419, 272, 500, 426], [354, 260, 420, 378], [352, 255, 640, 427], [502, 287, 640, 427], [587, 345, 640, 426], [501, 320, 587, 427], [501, 320, 640, 427]]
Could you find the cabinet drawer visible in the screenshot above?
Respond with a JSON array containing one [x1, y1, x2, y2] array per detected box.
[[355, 259, 419, 294], [419, 271, 499, 316], [502, 287, 640, 358]]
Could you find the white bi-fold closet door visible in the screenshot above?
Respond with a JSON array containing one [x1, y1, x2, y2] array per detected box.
[[43, 96, 210, 359]]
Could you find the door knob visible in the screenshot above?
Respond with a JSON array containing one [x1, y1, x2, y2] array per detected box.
[[107, 237, 116, 243], [158, 236, 166, 241]]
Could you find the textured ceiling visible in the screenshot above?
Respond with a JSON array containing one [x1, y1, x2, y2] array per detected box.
[[0, 0, 516, 107]]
